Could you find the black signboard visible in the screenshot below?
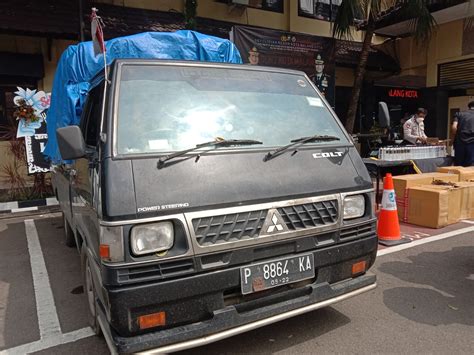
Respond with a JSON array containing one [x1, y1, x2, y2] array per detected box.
[[232, 25, 336, 106], [24, 113, 50, 175], [378, 87, 423, 101]]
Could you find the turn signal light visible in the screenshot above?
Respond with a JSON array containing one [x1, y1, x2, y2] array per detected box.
[[99, 244, 110, 259], [138, 312, 166, 330], [352, 260, 366, 276]]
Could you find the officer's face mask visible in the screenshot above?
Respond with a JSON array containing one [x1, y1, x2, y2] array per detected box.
[[416, 116, 425, 123]]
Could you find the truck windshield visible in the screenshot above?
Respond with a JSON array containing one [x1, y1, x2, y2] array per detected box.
[[116, 64, 348, 155]]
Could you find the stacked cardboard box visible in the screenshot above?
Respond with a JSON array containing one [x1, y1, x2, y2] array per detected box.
[[437, 166, 474, 181], [405, 185, 461, 228], [456, 181, 474, 219], [393, 173, 459, 222], [392, 171, 474, 228]]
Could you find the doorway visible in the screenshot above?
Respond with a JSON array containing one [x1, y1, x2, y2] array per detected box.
[[447, 95, 474, 151]]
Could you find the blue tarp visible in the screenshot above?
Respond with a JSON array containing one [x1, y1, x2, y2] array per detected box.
[[44, 30, 243, 162]]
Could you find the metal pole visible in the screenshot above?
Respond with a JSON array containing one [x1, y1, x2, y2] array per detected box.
[[78, 0, 85, 41]]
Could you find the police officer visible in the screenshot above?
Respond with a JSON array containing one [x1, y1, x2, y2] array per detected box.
[[452, 100, 474, 166], [403, 108, 428, 144], [310, 54, 330, 97]]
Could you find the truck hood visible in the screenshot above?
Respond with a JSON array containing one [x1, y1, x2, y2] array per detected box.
[[130, 145, 371, 217]]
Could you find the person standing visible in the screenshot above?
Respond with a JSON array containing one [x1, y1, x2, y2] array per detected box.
[[403, 108, 428, 144], [451, 100, 474, 166]]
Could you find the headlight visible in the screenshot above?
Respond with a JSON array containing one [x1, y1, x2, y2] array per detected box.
[[343, 195, 365, 220], [131, 222, 174, 255]]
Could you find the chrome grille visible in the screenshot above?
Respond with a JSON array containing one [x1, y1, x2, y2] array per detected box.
[[193, 210, 268, 246], [278, 200, 338, 230]]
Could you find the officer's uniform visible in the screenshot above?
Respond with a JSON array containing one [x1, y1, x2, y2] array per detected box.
[[453, 108, 474, 166], [310, 73, 330, 97], [403, 116, 427, 144], [310, 54, 330, 97]]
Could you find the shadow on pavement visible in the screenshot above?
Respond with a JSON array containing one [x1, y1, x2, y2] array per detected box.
[[378, 246, 474, 326], [179, 306, 351, 355]]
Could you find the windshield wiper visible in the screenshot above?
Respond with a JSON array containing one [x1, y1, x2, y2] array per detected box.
[[157, 138, 263, 168], [263, 135, 340, 162]]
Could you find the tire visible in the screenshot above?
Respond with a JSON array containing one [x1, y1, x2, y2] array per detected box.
[[81, 246, 101, 336], [63, 213, 76, 248]]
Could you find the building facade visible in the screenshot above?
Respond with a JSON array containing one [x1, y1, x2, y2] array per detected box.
[[0, 0, 472, 149]]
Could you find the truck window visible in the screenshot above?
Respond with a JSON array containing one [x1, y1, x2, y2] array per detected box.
[[115, 65, 348, 155], [81, 84, 103, 147]]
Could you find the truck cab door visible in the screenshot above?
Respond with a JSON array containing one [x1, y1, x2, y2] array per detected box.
[[70, 84, 103, 254]]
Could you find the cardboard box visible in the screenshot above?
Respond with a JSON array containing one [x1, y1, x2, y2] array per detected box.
[[393, 173, 460, 221], [454, 181, 474, 219], [406, 185, 462, 228], [437, 166, 474, 181]]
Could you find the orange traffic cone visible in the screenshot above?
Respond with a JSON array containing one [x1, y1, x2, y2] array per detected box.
[[377, 173, 411, 246]]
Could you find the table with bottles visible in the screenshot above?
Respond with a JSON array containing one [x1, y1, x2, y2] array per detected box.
[[363, 144, 453, 205]]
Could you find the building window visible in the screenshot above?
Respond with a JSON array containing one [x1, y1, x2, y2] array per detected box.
[[216, 0, 284, 13], [299, 0, 341, 22]]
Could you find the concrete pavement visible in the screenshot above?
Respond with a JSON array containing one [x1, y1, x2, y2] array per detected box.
[[0, 212, 472, 354], [181, 231, 473, 354]]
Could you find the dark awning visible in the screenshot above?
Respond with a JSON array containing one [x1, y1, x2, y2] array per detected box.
[[0, 0, 233, 40], [0, 0, 80, 39], [93, 3, 399, 72], [0, 52, 44, 78], [86, 2, 232, 40], [335, 40, 400, 73], [357, 0, 467, 37], [0, 1, 398, 73]]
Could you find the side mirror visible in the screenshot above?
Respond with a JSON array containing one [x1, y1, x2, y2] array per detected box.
[[378, 101, 390, 128], [56, 126, 86, 160]]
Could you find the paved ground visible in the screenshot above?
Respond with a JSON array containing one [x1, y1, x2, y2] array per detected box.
[[0, 212, 473, 354]]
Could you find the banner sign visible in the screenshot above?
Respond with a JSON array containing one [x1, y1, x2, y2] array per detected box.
[[25, 113, 50, 174], [12, 87, 51, 174], [232, 25, 336, 106]]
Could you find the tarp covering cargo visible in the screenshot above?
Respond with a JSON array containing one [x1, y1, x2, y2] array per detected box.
[[44, 30, 243, 162]]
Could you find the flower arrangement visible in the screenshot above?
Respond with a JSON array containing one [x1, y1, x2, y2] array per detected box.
[[13, 87, 50, 138], [13, 98, 41, 124]]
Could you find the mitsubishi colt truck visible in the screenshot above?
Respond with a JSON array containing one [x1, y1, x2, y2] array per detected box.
[[53, 59, 377, 354]]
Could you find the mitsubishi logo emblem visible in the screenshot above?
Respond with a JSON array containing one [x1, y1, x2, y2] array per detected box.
[[261, 209, 288, 235], [267, 213, 284, 233]]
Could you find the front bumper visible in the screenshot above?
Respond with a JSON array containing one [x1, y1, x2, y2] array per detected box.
[[99, 234, 377, 353], [103, 275, 376, 354]]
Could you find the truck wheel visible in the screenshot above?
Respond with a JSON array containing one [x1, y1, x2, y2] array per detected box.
[[63, 213, 76, 248], [82, 246, 101, 335]]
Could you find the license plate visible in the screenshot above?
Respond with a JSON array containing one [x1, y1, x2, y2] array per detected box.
[[240, 253, 315, 295]]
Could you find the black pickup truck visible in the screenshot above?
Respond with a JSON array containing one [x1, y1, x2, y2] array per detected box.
[[52, 59, 377, 353]]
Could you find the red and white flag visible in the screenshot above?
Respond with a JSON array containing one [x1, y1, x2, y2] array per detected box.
[[90, 7, 106, 56]]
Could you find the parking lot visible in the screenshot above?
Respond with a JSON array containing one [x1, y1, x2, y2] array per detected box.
[[0, 211, 473, 354], [0, 212, 108, 354]]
